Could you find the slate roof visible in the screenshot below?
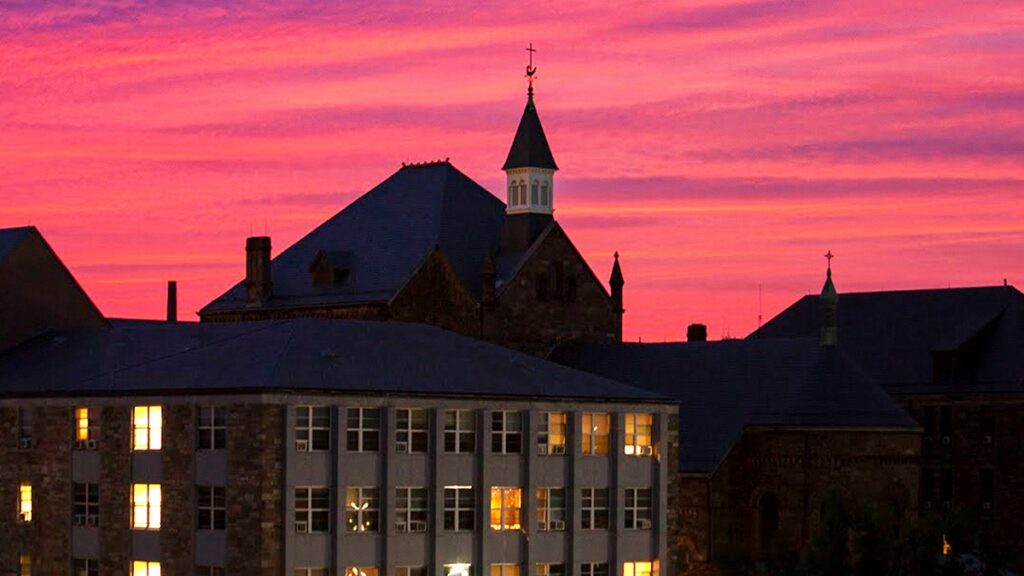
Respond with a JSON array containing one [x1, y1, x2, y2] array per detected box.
[[502, 94, 558, 171], [0, 226, 33, 265], [0, 318, 667, 403], [202, 163, 507, 314], [751, 286, 1024, 394], [552, 338, 916, 473]]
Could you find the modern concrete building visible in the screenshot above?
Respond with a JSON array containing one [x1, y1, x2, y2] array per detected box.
[[0, 318, 676, 576]]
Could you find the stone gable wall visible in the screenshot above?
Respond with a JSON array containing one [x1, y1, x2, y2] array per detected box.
[[227, 404, 283, 575]]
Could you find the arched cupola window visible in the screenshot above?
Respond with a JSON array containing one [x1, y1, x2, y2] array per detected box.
[[519, 180, 527, 206], [541, 181, 550, 206], [509, 182, 517, 206], [531, 180, 540, 205]]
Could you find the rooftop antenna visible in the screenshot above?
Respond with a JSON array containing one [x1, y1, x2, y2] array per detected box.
[[525, 43, 537, 97]]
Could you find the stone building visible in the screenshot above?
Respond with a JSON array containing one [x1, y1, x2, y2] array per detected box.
[[0, 302, 675, 576], [552, 271, 920, 574], [199, 86, 622, 357], [753, 281, 1024, 565]]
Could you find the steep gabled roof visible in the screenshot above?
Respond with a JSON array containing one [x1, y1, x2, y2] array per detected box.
[[0, 227, 33, 265], [552, 338, 916, 473], [751, 286, 1024, 394], [502, 95, 558, 171], [201, 162, 507, 314], [0, 319, 668, 404]]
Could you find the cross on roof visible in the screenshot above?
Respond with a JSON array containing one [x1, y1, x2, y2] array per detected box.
[[825, 250, 835, 270], [525, 43, 537, 95]]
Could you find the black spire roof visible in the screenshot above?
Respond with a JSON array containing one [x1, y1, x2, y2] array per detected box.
[[502, 93, 558, 171]]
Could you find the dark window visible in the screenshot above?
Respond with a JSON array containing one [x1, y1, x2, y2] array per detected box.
[[491, 411, 522, 454], [197, 406, 227, 450], [197, 485, 226, 530], [18, 407, 32, 445], [196, 567, 226, 576], [939, 406, 953, 438], [581, 487, 609, 529], [759, 492, 780, 548], [295, 487, 330, 533], [346, 408, 380, 452], [444, 409, 475, 454], [980, 470, 994, 509], [73, 559, 98, 576], [296, 406, 331, 451], [444, 486, 475, 531], [920, 469, 935, 505], [396, 408, 429, 453], [941, 469, 954, 504], [73, 483, 99, 525]]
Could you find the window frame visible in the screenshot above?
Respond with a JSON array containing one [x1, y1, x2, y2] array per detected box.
[[18, 482, 31, 524], [345, 486, 380, 533], [580, 487, 609, 530], [395, 408, 429, 454], [395, 486, 429, 533], [295, 406, 331, 452], [131, 561, 160, 576], [295, 486, 331, 533], [581, 413, 610, 455], [535, 487, 566, 531], [197, 485, 226, 531], [538, 412, 566, 455], [580, 563, 609, 576], [489, 486, 523, 531], [536, 564, 564, 576], [131, 483, 161, 531], [443, 486, 475, 531], [74, 407, 98, 443], [73, 482, 99, 524], [346, 407, 381, 453], [624, 487, 653, 529], [72, 558, 99, 576], [491, 564, 520, 576], [197, 406, 227, 451], [624, 413, 654, 456], [132, 406, 162, 451], [491, 411, 522, 454], [622, 562, 655, 576], [444, 409, 475, 454]]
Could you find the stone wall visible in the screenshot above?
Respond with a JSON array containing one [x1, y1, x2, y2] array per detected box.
[[485, 225, 620, 356], [101, 406, 132, 576], [388, 247, 480, 336], [675, 428, 920, 574], [0, 407, 20, 576], [28, 407, 72, 574], [227, 404, 283, 575], [162, 404, 195, 576]]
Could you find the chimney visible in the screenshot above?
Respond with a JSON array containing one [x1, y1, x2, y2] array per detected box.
[[686, 323, 707, 342], [245, 236, 272, 306], [166, 281, 177, 322]]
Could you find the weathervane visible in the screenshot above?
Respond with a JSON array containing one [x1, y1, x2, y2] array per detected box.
[[525, 43, 537, 96]]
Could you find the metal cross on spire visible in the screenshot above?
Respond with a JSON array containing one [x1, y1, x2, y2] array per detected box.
[[525, 43, 537, 96], [825, 250, 835, 271]]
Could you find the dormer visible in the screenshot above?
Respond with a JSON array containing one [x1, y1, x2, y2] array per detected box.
[[503, 87, 558, 216], [310, 250, 352, 288]]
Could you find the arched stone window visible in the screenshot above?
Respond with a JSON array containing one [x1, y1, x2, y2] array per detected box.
[[541, 181, 550, 206], [509, 182, 517, 206], [758, 492, 780, 550], [519, 180, 527, 206], [531, 180, 540, 206]]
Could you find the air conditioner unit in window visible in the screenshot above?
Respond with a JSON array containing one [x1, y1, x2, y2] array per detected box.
[[396, 520, 407, 531], [982, 435, 992, 445], [552, 444, 566, 455], [73, 514, 86, 526], [396, 441, 408, 453], [85, 439, 98, 450], [295, 520, 309, 533], [983, 502, 992, 511], [639, 445, 654, 456], [73, 440, 86, 450], [551, 520, 565, 531], [409, 520, 427, 532], [86, 514, 99, 527], [941, 436, 951, 445], [19, 438, 31, 449], [637, 519, 653, 529], [295, 440, 309, 452], [538, 444, 549, 455]]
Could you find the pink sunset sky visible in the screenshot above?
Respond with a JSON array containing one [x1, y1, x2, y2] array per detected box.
[[2, 0, 1022, 341]]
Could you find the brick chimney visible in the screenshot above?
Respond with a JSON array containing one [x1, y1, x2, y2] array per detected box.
[[166, 281, 177, 322], [245, 236, 272, 306], [687, 323, 707, 342]]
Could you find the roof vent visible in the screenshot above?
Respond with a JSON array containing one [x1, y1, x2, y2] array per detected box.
[[310, 250, 352, 288], [687, 323, 707, 342]]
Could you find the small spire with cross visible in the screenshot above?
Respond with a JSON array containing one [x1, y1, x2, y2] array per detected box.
[[525, 43, 537, 96], [825, 250, 834, 272]]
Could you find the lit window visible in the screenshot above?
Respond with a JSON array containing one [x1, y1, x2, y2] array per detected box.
[[580, 564, 608, 576], [74, 407, 92, 442], [625, 414, 653, 455], [492, 565, 519, 576], [345, 568, 378, 576], [444, 409, 475, 453], [396, 487, 428, 532], [131, 561, 160, 576], [294, 487, 330, 533], [197, 485, 226, 530], [581, 487, 609, 529], [346, 408, 380, 452], [535, 487, 566, 531], [397, 567, 426, 576], [346, 487, 379, 532], [73, 483, 99, 525], [625, 488, 653, 529], [396, 408, 428, 453], [491, 411, 522, 454], [294, 569, 329, 576], [131, 484, 161, 530], [489, 487, 522, 530], [73, 558, 98, 576], [446, 564, 473, 576], [623, 562, 656, 576], [132, 406, 162, 451], [19, 555, 30, 576], [18, 482, 31, 523], [536, 564, 564, 576], [295, 406, 330, 451], [582, 413, 610, 455], [195, 567, 225, 576], [197, 406, 226, 450], [538, 413, 566, 455], [443, 486, 475, 531]]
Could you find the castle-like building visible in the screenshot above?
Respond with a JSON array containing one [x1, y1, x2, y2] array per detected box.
[[1, 69, 1022, 576]]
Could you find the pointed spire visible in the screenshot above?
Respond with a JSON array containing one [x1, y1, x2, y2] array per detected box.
[[820, 251, 838, 346], [610, 251, 624, 311], [503, 45, 557, 171]]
